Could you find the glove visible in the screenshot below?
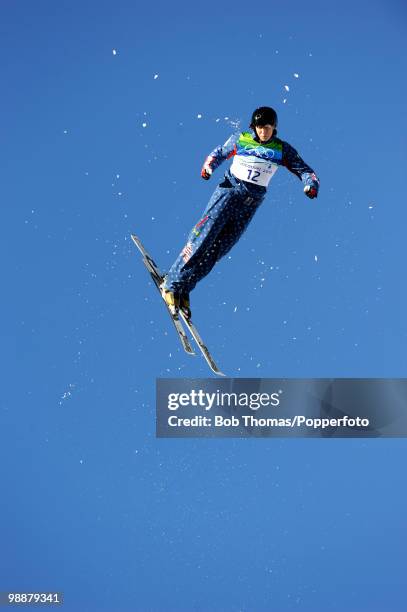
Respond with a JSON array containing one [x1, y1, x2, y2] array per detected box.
[[304, 184, 318, 199], [201, 156, 215, 180]]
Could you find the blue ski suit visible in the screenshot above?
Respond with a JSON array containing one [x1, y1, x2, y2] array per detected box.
[[163, 130, 319, 295]]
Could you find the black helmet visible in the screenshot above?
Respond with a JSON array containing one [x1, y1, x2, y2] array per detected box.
[[250, 106, 278, 131]]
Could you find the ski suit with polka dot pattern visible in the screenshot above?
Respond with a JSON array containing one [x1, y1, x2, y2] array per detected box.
[[163, 131, 319, 295]]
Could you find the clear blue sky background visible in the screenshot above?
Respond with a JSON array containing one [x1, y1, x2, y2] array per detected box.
[[1, 1, 406, 610]]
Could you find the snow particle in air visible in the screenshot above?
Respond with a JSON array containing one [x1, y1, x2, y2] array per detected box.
[[284, 85, 290, 91], [59, 383, 76, 405], [112, 49, 117, 56], [294, 73, 299, 78], [154, 74, 159, 79], [197, 114, 202, 119], [314, 255, 318, 262], [142, 122, 147, 128]]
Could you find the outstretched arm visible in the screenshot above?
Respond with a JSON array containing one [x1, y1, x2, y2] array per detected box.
[[282, 142, 320, 198], [201, 133, 240, 180]]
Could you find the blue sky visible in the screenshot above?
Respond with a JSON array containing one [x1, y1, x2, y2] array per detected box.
[[1, 1, 406, 610]]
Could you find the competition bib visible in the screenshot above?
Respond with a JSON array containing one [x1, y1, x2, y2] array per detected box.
[[230, 154, 279, 187]]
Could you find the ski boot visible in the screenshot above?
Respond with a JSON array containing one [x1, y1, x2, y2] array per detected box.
[[160, 288, 180, 316], [159, 279, 179, 315], [179, 293, 191, 320], [160, 279, 190, 319]]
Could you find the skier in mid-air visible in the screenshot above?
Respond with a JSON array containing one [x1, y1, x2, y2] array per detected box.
[[161, 106, 320, 318]]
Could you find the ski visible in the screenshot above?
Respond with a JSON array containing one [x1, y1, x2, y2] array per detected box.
[[179, 311, 225, 377], [130, 234, 195, 356], [130, 234, 225, 376]]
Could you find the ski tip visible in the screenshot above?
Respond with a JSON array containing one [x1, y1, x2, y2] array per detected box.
[[207, 362, 226, 377]]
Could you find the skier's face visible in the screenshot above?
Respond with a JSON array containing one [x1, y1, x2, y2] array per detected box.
[[255, 124, 275, 142]]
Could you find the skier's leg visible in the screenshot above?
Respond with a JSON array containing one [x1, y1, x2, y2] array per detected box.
[[163, 179, 240, 294], [210, 195, 263, 264], [166, 194, 264, 295]]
